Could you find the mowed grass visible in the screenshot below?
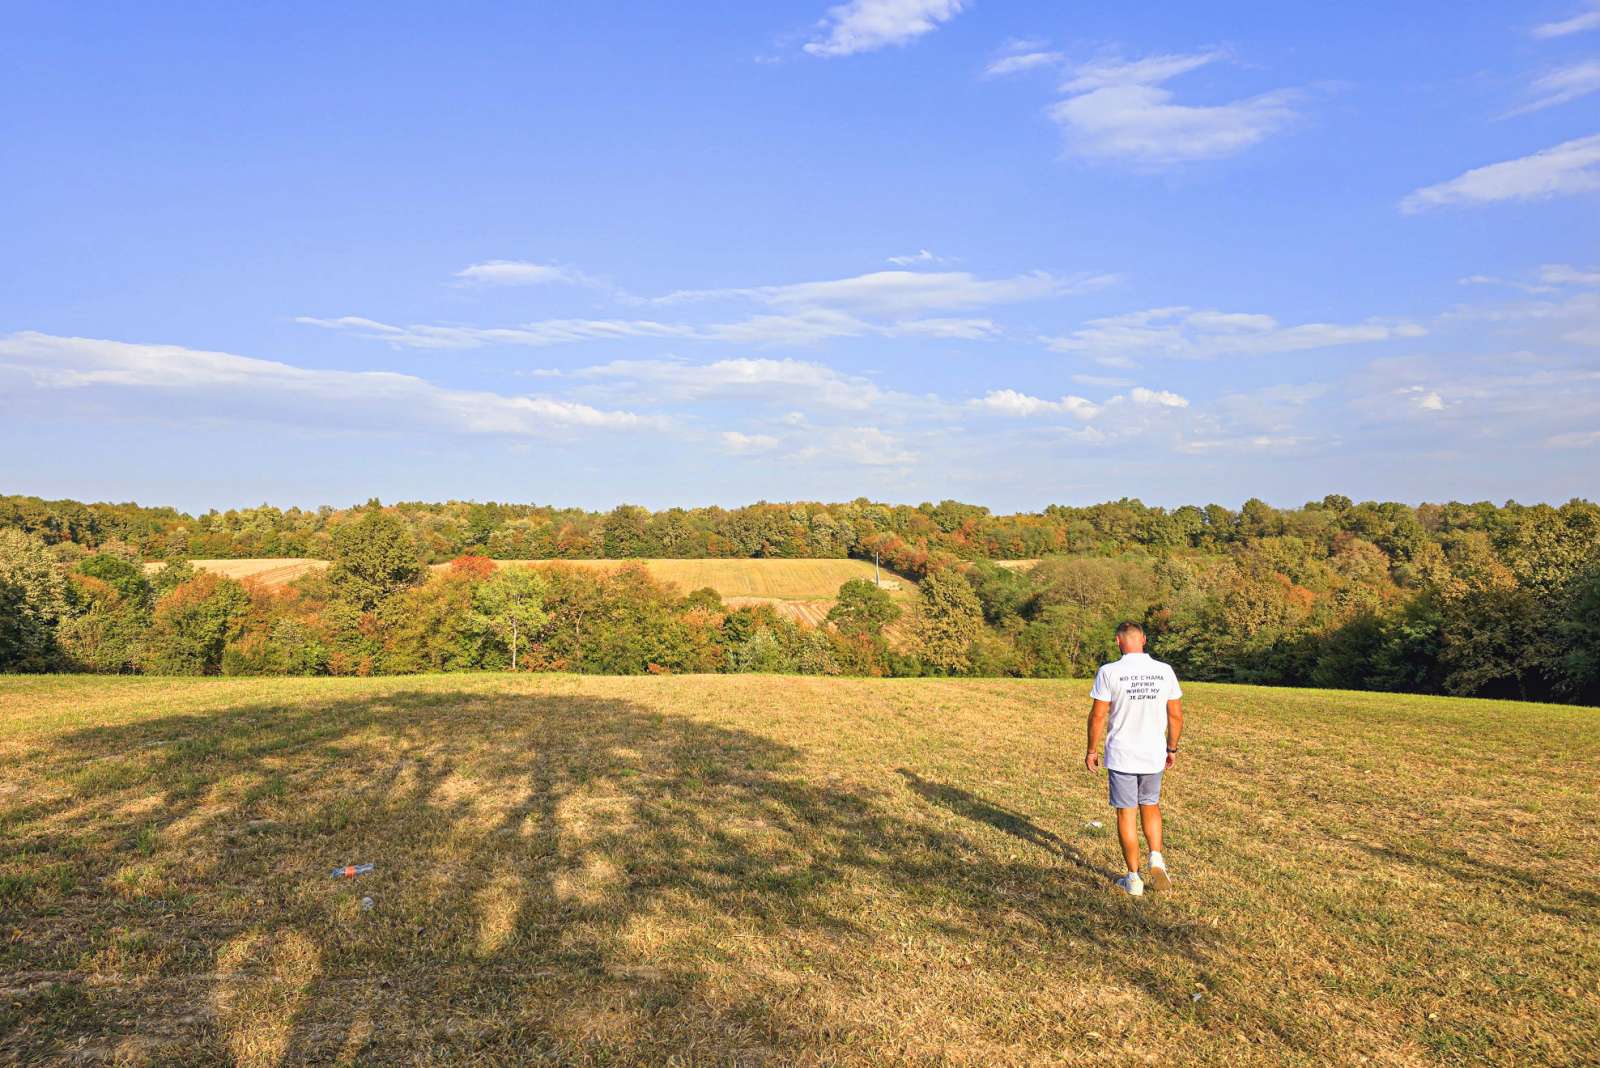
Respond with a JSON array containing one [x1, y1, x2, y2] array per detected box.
[[440, 559, 916, 602], [142, 560, 328, 586], [158, 558, 915, 603], [1, 676, 1595, 1067]]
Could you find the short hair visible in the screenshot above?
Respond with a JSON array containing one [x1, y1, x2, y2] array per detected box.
[[1115, 621, 1145, 638]]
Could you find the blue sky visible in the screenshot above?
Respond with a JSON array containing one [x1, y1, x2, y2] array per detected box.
[[2, 1, 1597, 514]]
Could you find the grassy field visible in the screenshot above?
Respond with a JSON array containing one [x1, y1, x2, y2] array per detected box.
[[154, 558, 914, 603], [142, 559, 328, 587], [1, 676, 1595, 1066]]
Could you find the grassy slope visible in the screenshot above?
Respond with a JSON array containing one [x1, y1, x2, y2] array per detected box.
[[0, 675, 1595, 1067], [154, 558, 916, 602]]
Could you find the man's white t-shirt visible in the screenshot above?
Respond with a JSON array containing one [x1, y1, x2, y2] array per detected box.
[[1090, 652, 1182, 773]]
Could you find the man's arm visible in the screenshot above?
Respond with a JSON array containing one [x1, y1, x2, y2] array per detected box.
[[1164, 699, 1184, 769], [1085, 699, 1110, 771]]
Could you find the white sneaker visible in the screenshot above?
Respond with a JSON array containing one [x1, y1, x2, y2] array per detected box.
[[1116, 872, 1144, 896], [1148, 863, 1171, 892]]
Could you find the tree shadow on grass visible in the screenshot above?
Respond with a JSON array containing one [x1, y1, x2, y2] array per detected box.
[[895, 769, 1117, 882], [0, 687, 1221, 1065], [1350, 841, 1600, 925]]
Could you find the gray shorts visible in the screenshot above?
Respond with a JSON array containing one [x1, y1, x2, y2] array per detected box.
[[1108, 769, 1163, 809]]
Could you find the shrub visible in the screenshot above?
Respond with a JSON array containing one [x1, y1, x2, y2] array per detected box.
[[141, 574, 250, 675]]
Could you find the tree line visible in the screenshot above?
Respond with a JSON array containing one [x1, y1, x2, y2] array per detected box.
[[2, 494, 1597, 704]]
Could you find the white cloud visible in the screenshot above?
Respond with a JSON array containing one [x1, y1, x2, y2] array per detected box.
[[1175, 433, 1310, 454], [574, 357, 889, 410], [886, 317, 1000, 339], [1532, 2, 1600, 38], [1399, 386, 1446, 411], [1442, 266, 1600, 347], [653, 268, 1114, 315], [1503, 60, 1600, 116], [1129, 386, 1189, 408], [971, 389, 1101, 419], [970, 384, 1188, 421], [804, 0, 965, 58], [720, 431, 780, 452], [886, 248, 953, 265], [296, 316, 699, 350], [828, 426, 917, 465], [454, 260, 596, 287], [1352, 357, 1600, 435], [300, 304, 1007, 352], [1072, 373, 1135, 387], [1048, 51, 1299, 165], [1045, 306, 1424, 363], [979, 49, 1068, 78], [700, 308, 875, 346], [304, 264, 1110, 351], [0, 332, 653, 435], [1456, 273, 1558, 294], [1540, 263, 1600, 286], [1061, 51, 1227, 93], [1400, 134, 1600, 212]]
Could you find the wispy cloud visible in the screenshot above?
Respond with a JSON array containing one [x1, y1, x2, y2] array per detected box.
[[295, 316, 700, 350], [971, 389, 1102, 419], [299, 310, 1001, 351], [651, 268, 1116, 315], [1047, 50, 1299, 166], [454, 260, 599, 287], [720, 430, 780, 452], [1350, 356, 1600, 445], [1502, 60, 1600, 116], [1442, 267, 1600, 348], [304, 263, 1111, 350], [1532, 2, 1600, 39], [1400, 134, 1600, 212], [0, 332, 653, 435], [573, 357, 890, 410], [886, 248, 954, 266], [970, 385, 1188, 420], [983, 40, 1064, 78], [804, 0, 964, 58], [1045, 307, 1424, 364], [1542, 263, 1600, 285], [1061, 51, 1227, 92]]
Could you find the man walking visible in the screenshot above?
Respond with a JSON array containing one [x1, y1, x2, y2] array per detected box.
[[1085, 622, 1184, 896]]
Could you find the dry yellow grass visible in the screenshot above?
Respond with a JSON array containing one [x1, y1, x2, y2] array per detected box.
[[142, 559, 328, 586], [154, 558, 913, 604], [2, 675, 1595, 1066], [444, 558, 917, 601]]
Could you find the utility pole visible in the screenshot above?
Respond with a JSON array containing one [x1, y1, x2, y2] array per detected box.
[[874, 551, 880, 587]]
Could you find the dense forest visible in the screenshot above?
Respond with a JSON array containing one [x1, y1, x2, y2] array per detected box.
[[2, 492, 1597, 704]]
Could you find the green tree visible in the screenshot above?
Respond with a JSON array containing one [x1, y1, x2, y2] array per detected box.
[[77, 554, 153, 611], [826, 578, 902, 636], [732, 628, 792, 673], [58, 574, 148, 673], [962, 562, 1032, 624], [141, 574, 250, 675], [471, 567, 548, 670], [0, 528, 71, 671], [327, 510, 423, 611], [912, 568, 983, 675]]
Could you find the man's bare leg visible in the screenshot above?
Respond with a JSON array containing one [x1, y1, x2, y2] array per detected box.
[[1115, 807, 1141, 873], [1140, 803, 1170, 890]]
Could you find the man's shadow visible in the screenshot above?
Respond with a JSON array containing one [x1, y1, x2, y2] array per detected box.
[[895, 769, 1116, 881]]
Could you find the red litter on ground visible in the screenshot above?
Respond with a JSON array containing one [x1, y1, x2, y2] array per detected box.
[[331, 863, 374, 878]]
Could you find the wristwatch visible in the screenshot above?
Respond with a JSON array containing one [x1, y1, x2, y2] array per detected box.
[[1166, 746, 1179, 753]]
